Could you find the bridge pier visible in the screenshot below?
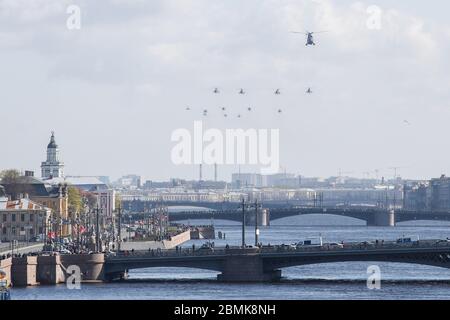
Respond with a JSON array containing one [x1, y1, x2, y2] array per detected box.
[[217, 250, 280, 282], [12, 256, 38, 286], [245, 209, 270, 227], [105, 270, 128, 282], [367, 210, 396, 227]]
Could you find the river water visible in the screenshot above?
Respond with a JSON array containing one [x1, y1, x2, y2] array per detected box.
[[11, 215, 450, 300]]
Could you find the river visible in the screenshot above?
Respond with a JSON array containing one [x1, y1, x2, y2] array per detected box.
[[10, 215, 450, 300]]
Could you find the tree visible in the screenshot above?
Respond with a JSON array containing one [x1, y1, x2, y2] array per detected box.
[[115, 193, 122, 210], [0, 169, 20, 183], [85, 192, 98, 209], [0, 169, 26, 200], [68, 186, 82, 216]]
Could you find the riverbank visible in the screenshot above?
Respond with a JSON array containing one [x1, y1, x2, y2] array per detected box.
[[120, 230, 191, 251], [0, 243, 44, 256]]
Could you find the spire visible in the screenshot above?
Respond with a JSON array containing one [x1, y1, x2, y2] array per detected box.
[[47, 131, 58, 149]]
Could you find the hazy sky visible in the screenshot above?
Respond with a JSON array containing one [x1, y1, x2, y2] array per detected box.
[[1, 0, 450, 182]]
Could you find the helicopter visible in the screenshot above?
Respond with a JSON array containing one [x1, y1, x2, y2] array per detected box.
[[185, 106, 191, 111], [277, 109, 282, 114], [203, 109, 208, 116], [247, 107, 252, 111], [213, 87, 220, 94], [275, 89, 281, 95], [291, 30, 328, 46], [238, 88, 246, 95], [306, 88, 313, 94]]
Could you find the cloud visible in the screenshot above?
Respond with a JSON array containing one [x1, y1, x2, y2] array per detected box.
[[0, 0, 449, 180]]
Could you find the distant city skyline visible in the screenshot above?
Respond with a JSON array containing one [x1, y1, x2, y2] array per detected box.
[[1, 0, 450, 181]]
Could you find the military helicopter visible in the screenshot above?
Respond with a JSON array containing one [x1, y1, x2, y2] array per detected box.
[[306, 88, 313, 94], [238, 88, 246, 95], [213, 87, 220, 94], [275, 89, 281, 95], [290, 30, 328, 46]]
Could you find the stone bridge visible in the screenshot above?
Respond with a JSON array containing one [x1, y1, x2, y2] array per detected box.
[[166, 208, 450, 227], [122, 199, 301, 212], [166, 207, 393, 226], [104, 241, 450, 282]]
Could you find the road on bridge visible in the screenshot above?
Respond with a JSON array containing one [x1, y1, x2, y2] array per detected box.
[[104, 239, 450, 282]]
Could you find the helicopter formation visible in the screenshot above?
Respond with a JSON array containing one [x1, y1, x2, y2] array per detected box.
[[185, 30, 323, 119], [186, 86, 314, 118]]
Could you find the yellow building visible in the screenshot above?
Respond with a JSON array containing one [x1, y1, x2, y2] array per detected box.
[[1, 174, 71, 238]]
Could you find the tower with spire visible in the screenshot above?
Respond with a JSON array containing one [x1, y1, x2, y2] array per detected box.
[[41, 131, 65, 179]]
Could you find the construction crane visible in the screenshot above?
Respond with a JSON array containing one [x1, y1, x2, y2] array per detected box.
[[338, 169, 354, 178], [388, 166, 407, 180]]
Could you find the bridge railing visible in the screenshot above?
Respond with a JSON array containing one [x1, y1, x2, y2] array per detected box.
[[112, 247, 231, 259], [108, 239, 450, 260]]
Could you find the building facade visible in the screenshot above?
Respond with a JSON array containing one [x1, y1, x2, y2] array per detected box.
[[93, 189, 116, 218], [430, 175, 450, 211], [1, 174, 71, 237], [0, 197, 51, 242], [41, 132, 65, 179]]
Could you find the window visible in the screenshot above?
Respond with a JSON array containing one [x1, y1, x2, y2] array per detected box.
[[21, 214, 25, 222], [2, 214, 6, 222], [12, 214, 16, 222], [2, 227, 6, 235], [30, 214, 34, 222]]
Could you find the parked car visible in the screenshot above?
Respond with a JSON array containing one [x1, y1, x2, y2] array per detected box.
[[326, 242, 344, 249]]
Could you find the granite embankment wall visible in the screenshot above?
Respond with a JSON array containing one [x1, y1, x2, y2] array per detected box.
[[121, 230, 191, 251], [2, 253, 105, 287], [0, 257, 12, 284]]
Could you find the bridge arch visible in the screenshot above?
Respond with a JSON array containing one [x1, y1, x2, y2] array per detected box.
[[264, 253, 450, 271], [105, 257, 225, 276], [270, 214, 367, 225]]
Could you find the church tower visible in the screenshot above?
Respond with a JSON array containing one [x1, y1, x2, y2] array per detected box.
[[41, 131, 65, 179]]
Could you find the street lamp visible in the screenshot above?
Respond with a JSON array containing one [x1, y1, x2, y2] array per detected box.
[[128, 215, 132, 241]]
